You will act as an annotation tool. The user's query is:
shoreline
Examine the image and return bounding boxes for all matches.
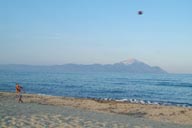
[1,91,192,127]
[12,91,192,108]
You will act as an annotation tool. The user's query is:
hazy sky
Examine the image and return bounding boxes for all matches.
[0,0,192,73]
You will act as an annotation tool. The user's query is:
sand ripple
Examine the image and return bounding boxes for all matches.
[0,114,156,128]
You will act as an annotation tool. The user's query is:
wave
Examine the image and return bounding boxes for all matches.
[37,93,52,96]
[155,82,192,88]
[94,98,192,108]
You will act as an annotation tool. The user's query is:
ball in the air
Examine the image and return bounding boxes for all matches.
[138,11,143,15]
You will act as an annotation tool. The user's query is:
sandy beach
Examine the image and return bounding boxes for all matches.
[0,92,192,128]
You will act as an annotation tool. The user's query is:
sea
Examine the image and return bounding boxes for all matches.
[0,69,192,107]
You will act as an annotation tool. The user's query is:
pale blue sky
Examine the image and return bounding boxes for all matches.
[0,0,192,73]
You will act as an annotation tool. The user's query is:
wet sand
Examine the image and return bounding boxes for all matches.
[0,92,192,128]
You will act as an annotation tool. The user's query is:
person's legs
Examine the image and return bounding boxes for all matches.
[18,93,23,103]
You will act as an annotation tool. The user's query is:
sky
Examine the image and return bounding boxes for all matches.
[0,0,192,73]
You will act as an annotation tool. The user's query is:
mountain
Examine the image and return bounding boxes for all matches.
[0,59,167,74]
[113,59,167,73]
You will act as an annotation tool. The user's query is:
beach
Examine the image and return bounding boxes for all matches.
[0,92,192,128]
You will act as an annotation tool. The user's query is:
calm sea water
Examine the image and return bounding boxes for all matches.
[0,69,192,107]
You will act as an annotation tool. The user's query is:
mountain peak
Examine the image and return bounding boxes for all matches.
[119,58,141,65]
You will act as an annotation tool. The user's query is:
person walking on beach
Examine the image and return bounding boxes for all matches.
[16,83,24,103]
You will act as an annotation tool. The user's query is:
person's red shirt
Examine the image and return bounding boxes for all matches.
[16,85,22,93]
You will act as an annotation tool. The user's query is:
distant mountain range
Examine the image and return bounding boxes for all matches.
[0,59,167,74]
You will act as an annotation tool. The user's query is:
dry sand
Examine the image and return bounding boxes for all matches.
[0,92,192,128]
